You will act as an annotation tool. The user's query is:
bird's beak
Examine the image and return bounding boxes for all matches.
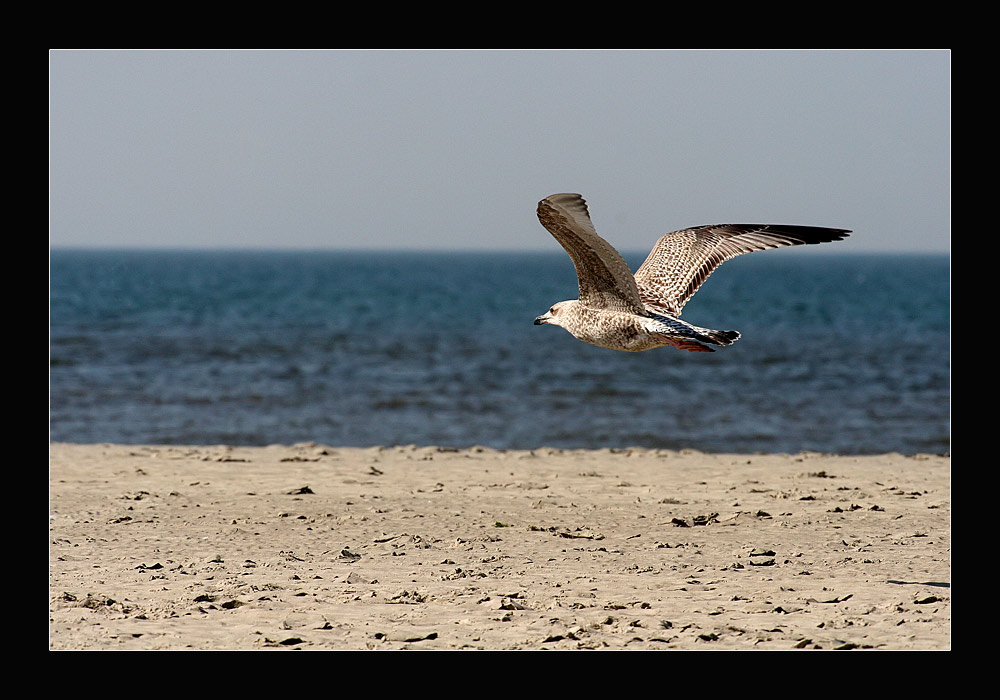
[534,314,548,325]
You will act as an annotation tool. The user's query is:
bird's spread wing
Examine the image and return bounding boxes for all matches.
[633,224,851,316]
[537,193,644,312]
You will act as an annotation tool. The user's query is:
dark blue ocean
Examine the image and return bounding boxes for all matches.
[49,250,949,455]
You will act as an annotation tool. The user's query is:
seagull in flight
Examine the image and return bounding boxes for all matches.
[533,193,850,352]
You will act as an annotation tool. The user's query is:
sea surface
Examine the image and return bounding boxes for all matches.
[49,249,950,454]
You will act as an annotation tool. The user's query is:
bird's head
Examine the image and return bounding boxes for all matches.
[534,300,575,328]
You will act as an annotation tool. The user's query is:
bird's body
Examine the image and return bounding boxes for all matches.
[537,301,736,353]
[533,193,850,352]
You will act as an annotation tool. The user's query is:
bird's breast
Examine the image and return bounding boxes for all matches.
[563,307,664,352]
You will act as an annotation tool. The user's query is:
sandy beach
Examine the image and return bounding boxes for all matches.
[49,443,949,650]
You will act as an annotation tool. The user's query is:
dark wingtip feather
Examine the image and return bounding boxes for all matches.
[765,225,851,244]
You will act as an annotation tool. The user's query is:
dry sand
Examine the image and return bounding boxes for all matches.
[49,443,950,650]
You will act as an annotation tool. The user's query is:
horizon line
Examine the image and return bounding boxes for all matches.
[49,244,950,256]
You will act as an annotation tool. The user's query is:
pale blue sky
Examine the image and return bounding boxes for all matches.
[49,49,950,253]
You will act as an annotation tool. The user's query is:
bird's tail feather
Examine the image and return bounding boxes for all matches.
[647,313,741,350]
[696,328,741,346]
